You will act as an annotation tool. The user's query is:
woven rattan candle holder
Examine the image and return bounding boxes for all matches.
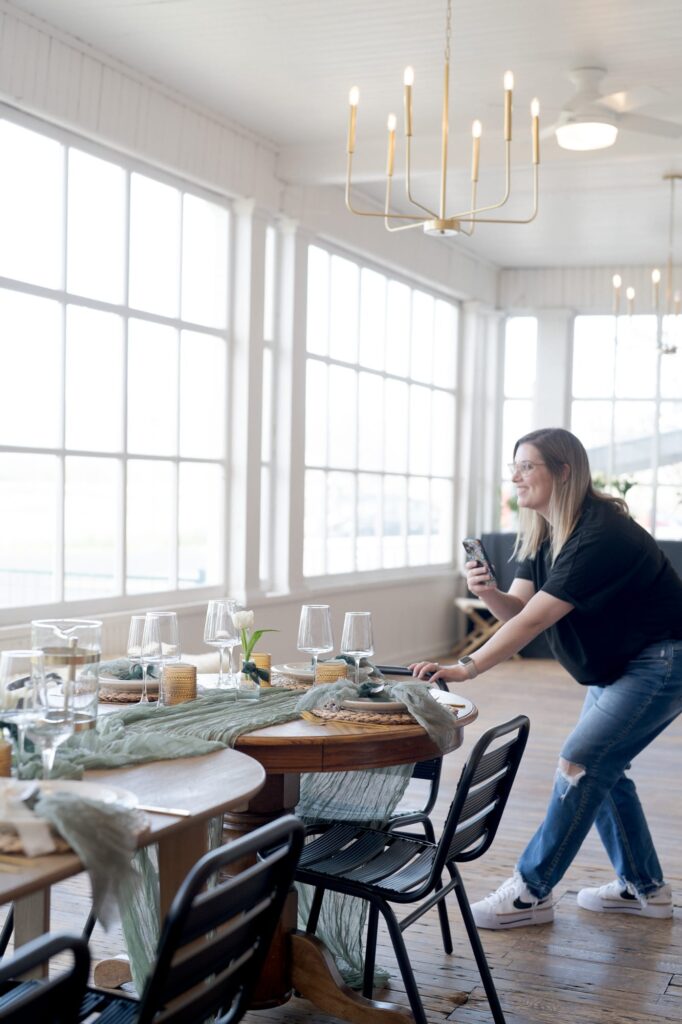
[161,663,197,705]
[315,660,348,684]
[252,652,272,686]
[0,740,11,777]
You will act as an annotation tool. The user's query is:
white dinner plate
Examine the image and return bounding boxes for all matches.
[99,672,159,694]
[341,698,406,713]
[428,689,476,718]
[0,778,138,825]
[273,662,371,682]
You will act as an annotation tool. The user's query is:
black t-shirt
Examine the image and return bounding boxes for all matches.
[515,497,682,685]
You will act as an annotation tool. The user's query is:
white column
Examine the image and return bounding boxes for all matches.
[228,199,268,602]
[532,309,575,429]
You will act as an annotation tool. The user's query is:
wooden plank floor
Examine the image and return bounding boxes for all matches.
[5,658,681,1023]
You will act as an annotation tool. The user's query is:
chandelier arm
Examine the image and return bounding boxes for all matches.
[345,155,427,221]
[404,136,439,218]
[449,142,512,220]
[383,174,430,230]
[458,183,479,236]
[458,167,538,224]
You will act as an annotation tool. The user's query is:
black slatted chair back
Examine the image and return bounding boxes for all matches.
[0,933,89,1023]
[434,715,529,876]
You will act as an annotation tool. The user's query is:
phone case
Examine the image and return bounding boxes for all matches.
[462,537,497,585]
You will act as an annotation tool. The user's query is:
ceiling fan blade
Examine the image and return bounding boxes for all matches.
[597,84,666,114]
[619,112,682,138]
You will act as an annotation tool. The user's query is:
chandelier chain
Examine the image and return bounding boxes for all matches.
[444,0,452,65]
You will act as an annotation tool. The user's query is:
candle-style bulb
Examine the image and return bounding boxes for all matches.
[349,86,360,107]
[652,268,661,284]
[387,113,397,132]
[626,287,635,300]
[530,98,540,118]
[504,70,514,91]
[612,274,622,289]
[403,66,414,87]
[472,119,482,139]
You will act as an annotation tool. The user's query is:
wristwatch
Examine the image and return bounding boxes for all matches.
[458,655,479,679]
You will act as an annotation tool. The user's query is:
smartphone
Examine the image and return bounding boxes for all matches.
[462,537,497,587]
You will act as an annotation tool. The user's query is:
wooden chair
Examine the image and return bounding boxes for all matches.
[296,716,530,1024]
[83,815,304,1024]
[0,933,90,1022]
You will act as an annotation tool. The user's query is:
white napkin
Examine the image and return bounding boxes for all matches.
[0,782,57,856]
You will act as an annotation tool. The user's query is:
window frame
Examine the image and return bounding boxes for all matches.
[301,238,460,586]
[0,104,232,626]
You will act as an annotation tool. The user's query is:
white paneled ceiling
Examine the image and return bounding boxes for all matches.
[8,0,682,268]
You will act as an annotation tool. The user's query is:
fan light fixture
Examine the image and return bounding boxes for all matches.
[613,173,681,354]
[555,119,618,151]
[345,0,540,237]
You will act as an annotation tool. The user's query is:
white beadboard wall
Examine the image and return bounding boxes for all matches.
[500,264,682,313]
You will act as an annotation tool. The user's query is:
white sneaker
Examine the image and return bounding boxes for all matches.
[577,879,673,918]
[470,873,555,930]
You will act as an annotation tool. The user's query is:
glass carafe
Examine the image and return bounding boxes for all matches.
[31,619,102,746]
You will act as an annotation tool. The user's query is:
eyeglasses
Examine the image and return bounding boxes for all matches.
[508,461,546,477]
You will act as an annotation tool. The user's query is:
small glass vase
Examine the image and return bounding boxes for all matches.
[237,670,261,700]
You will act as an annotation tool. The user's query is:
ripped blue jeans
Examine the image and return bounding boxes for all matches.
[518,640,682,900]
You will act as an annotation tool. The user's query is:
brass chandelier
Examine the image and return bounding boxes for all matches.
[612,173,681,354]
[345,0,540,237]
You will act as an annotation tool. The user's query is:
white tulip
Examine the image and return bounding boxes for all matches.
[232,609,255,630]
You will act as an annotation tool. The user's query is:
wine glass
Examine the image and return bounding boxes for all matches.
[126,615,146,680]
[141,612,180,704]
[0,650,45,777]
[24,667,75,779]
[204,600,240,689]
[340,612,374,687]
[297,605,334,682]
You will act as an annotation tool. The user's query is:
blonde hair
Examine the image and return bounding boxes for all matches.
[512,428,628,563]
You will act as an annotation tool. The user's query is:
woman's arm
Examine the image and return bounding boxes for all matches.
[411,589,573,684]
[466,561,535,622]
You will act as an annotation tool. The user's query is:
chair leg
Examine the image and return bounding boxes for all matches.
[450,867,507,1024]
[82,909,97,941]
[306,886,325,935]
[379,902,428,1024]
[0,905,13,958]
[434,877,453,954]
[422,817,436,845]
[363,904,379,999]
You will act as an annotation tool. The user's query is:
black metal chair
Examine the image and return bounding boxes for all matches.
[0,932,90,1022]
[82,814,303,1024]
[296,715,530,1024]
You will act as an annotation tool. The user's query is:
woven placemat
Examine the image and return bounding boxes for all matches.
[100,688,158,704]
[303,703,461,726]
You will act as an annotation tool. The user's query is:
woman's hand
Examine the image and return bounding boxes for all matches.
[408,661,469,685]
[465,559,497,596]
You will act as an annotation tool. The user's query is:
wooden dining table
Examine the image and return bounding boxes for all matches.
[0,747,266,955]
[228,692,478,1024]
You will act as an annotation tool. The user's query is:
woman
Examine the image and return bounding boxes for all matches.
[411,427,682,929]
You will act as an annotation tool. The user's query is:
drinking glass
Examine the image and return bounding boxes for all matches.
[141,612,180,704]
[204,600,240,689]
[340,611,374,686]
[24,668,75,779]
[0,650,45,776]
[126,615,146,679]
[297,604,334,681]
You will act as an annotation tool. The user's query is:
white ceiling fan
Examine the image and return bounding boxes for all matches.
[544,68,682,151]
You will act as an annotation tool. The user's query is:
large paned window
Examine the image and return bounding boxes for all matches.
[0,116,230,612]
[571,315,682,537]
[303,245,457,577]
[499,317,537,527]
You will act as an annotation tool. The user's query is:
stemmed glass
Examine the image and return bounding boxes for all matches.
[24,665,75,779]
[0,650,45,777]
[204,600,240,689]
[140,612,180,704]
[297,605,334,681]
[340,612,374,687]
[126,615,146,680]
